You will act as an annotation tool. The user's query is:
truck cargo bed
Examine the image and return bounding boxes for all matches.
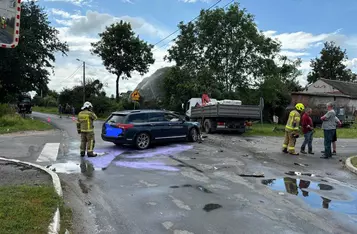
[191,104,261,119]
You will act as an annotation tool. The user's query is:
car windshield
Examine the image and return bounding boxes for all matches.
[107,114,126,124]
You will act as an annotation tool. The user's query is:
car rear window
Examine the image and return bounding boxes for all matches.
[107,114,126,124]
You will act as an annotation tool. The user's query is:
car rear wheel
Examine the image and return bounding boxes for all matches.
[135,132,151,150]
[188,128,199,142]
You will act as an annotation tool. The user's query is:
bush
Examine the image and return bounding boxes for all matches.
[0,104,15,117]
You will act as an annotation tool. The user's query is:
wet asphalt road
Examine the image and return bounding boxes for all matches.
[4,112,357,233]
[0,29,13,44]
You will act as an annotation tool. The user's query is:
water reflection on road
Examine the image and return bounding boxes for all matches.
[262,177,357,217]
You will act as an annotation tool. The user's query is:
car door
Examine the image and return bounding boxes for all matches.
[147,112,172,140]
[164,112,187,138]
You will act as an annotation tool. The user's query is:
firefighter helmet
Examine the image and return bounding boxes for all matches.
[295,103,305,111]
[81,101,93,110]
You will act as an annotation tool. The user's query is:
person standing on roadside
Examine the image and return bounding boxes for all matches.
[320,102,336,159]
[300,107,314,155]
[76,101,98,157]
[282,103,305,155]
[58,104,63,118]
[322,116,341,155]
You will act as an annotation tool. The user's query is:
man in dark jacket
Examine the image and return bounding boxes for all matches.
[300,107,314,154]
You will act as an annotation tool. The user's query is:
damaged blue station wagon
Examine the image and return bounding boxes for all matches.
[101,110,200,149]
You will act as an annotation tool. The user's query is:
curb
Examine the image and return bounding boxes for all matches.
[345,156,357,175]
[0,157,63,234]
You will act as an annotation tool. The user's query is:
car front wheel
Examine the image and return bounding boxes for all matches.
[188,127,199,142]
[135,132,151,150]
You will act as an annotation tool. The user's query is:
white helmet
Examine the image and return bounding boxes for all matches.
[81,101,93,110]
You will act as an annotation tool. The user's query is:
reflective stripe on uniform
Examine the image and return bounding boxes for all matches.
[283,144,287,148]
[285,125,299,131]
[88,139,94,151]
[288,146,295,150]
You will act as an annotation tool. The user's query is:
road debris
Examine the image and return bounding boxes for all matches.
[239,172,264,178]
[294,162,308,167]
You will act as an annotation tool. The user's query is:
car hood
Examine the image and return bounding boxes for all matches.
[185,121,200,126]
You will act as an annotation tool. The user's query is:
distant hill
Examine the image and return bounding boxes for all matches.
[131,67,171,103]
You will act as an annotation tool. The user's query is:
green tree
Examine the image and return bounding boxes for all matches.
[91,21,155,100]
[164,3,281,107]
[307,41,356,84]
[0,1,68,102]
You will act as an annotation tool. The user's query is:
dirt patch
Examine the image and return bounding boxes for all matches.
[0,160,51,186]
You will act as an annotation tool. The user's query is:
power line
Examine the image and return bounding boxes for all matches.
[152,0,235,52]
[152,0,224,48]
[65,65,82,80]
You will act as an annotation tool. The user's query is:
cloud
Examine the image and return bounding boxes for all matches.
[264,30,340,51]
[280,50,309,58]
[51,9,168,39]
[44,0,91,7]
[47,9,174,96]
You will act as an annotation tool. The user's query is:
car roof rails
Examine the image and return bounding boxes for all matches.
[130,110,141,113]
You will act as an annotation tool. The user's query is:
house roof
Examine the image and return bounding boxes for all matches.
[320,78,357,98]
[291,92,350,98]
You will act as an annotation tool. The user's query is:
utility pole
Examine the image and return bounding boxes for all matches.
[77,59,86,103]
[82,61,85,103]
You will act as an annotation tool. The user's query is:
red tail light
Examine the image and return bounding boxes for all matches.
[217,122,225,126]
[116,124,134,130]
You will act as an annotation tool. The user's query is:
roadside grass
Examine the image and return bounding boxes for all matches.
[59,201,73,234]
[0,114,52,134]
[0,185,59,234]
[32,106,58,114]
[351,157,357,168]
[33,106,109,120]
[245,123,357,139]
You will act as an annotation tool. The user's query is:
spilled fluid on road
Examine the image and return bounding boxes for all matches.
[49,143,193,173]
[262,177,357,216]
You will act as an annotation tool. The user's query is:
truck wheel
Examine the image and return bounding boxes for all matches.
[204,119,212,133]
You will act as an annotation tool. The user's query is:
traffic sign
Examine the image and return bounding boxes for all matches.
[131,90,140,101]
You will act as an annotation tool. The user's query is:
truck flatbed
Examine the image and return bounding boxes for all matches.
[191,104,261,119]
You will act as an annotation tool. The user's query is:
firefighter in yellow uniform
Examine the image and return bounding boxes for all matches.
[282,103,305,155]
[76,101,98,157]
[1,17,6,29]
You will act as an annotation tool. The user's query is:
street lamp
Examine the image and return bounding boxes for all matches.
[76,59,86,103]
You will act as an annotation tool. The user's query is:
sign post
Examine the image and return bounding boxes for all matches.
[259,97,264,125]
[131,90,140,109]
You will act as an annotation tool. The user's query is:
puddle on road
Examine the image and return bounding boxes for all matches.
[262,177,357,216]
[48,160,96,176]
[50,144,194,173]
